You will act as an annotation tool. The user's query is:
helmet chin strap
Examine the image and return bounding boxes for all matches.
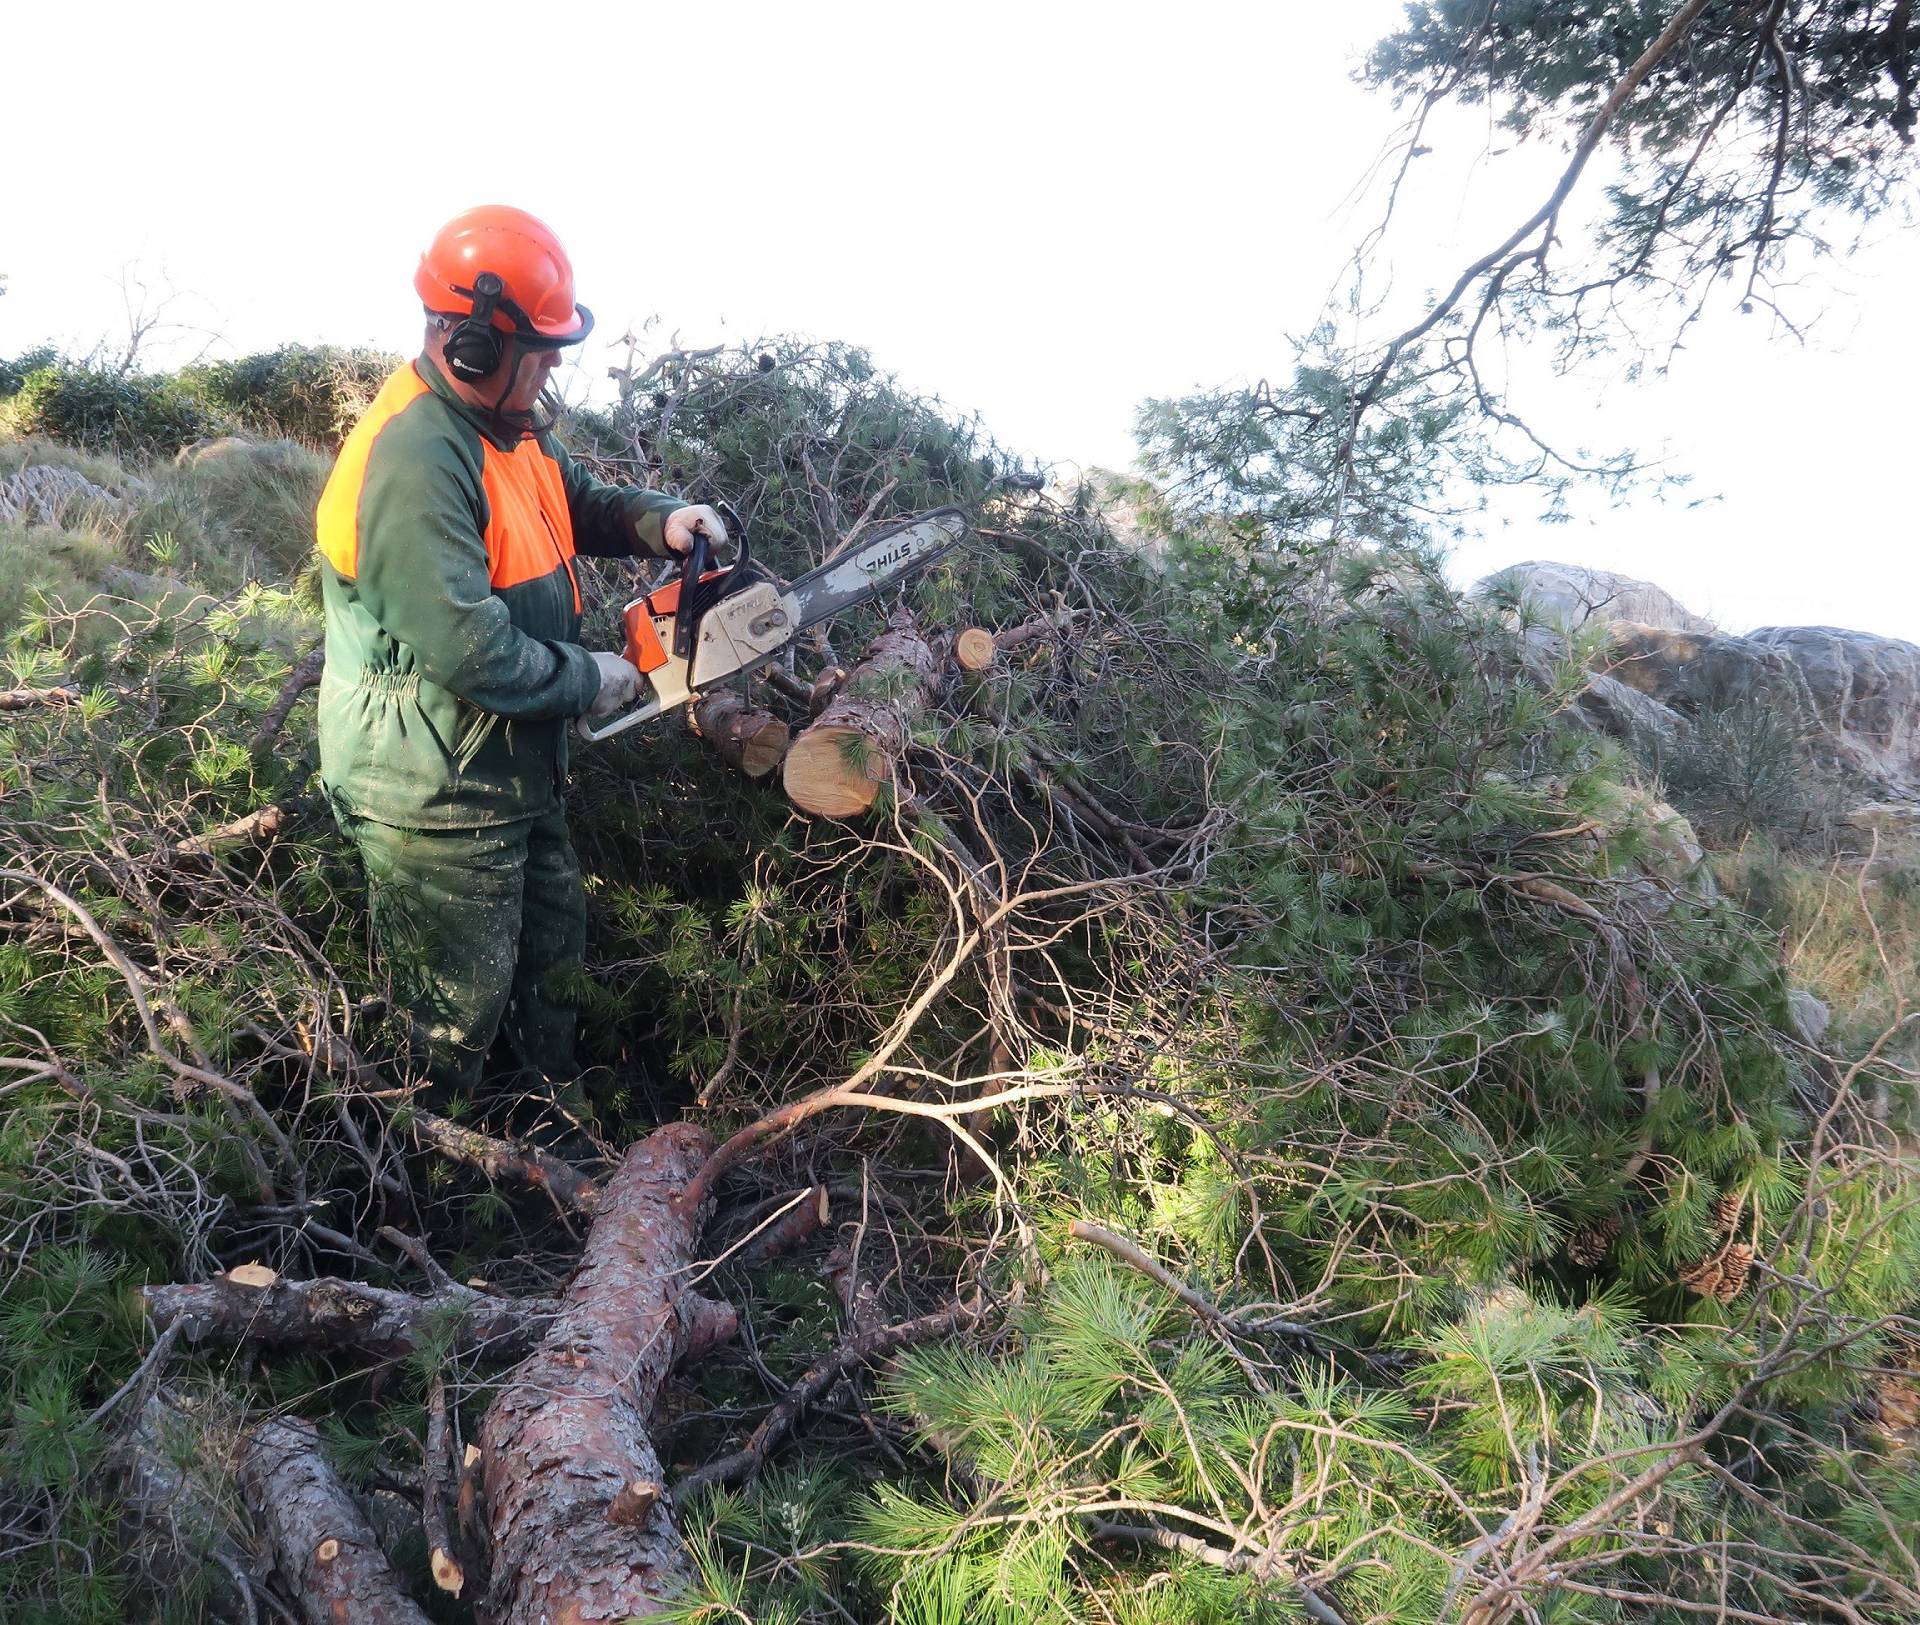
[483,341,563,437]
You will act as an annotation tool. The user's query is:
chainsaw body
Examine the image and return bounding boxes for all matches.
[577,569,795,743]
[576,507,967,744]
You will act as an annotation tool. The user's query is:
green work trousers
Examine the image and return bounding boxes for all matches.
[342,806,586,1094]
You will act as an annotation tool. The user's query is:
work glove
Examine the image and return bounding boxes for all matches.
[663,504,728,558]
[586,650,642,719]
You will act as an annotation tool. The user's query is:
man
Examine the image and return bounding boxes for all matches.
[315,204,723,1119]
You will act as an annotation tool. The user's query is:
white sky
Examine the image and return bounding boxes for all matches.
[6,0,1916,641]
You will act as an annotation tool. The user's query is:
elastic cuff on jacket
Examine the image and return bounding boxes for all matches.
[551,640,605,716]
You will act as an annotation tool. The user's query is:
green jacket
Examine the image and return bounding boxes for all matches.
[315,358,684,828]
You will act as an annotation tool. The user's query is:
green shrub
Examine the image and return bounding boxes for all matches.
[0,362,227,457]
[138,438,328,581]
[182,345,397,448]
[0,345,59,399]
[1659,689,1834,844]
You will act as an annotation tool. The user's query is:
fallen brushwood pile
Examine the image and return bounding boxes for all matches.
[6,341,1920,1625]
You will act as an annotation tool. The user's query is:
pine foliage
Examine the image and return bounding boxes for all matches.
[0,337,1913,1623]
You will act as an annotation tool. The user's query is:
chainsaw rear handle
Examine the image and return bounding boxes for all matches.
[671,516,751,659]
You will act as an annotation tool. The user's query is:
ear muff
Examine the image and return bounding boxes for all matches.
[443,271,509,382]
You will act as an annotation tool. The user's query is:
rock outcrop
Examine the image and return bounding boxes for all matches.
[0,464,122,527]
[1479,561,1716,637]
[1479,563,1920,803]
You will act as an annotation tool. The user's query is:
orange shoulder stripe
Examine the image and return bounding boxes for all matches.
[314,363,433,579]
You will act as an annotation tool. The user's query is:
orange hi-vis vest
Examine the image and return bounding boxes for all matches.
[312,358,684,828]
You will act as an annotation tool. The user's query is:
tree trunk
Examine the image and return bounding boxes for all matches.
[690,689,791,778]
[476,1121,734,1624]
[782,612,942,818]
[145,1271,554,1363]
[239,1415,432,1625]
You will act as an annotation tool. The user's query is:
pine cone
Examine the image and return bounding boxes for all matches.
[1709,1191,1742,1235]
[1678,1253,1725,1300]
[1566,1216,1622,1266]
[1679,1242,1754,1303]
[1715,1242,1753,1302]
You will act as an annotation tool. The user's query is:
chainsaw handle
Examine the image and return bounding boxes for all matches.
[670,518,752,661]
[672,526,712,660]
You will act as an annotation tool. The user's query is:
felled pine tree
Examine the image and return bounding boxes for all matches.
[1,339,1915,1624]
[656,461,1917,1619]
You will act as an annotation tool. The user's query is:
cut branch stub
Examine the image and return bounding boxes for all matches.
[238,1415,431,1625]
[690,688,791,779]
[783,612,941,818]
[477,1121,732,1624]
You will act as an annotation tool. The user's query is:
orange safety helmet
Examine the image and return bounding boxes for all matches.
[414,205,593,347]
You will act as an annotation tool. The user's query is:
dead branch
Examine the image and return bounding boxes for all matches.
[718,1183,833,1267]
[167,802,295,862]
[0,684,85,711]
[423,1373,465,1597]
[238,1415,432,1625]
[993,597,1083,655]
[144,1269,555,1363]
[409,1107,602,1214]
[248,642,325,753]
[680,1293,982,1496]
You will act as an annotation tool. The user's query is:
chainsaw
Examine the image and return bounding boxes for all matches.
[577,506,969,743]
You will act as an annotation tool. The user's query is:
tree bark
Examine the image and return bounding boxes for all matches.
[476,1121,734,1625]
[782,612,942,818]
[690,688,791,778]
[145,1272,555,1363]
[239,1415,432,1625]
[411,1107,603,1214]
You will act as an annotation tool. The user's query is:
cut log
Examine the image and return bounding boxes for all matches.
[238,1415,432,1625]
[953,627,997,673]
[144,1273,555,1363]
[690,688,791,778]
[782,613,942,818]
[477,1121,735,1624]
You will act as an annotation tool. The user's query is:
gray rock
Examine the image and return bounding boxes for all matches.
[1749,627,1920,798]
[1488,563,1920,804]
[1476,561,1715,635]
[0,464,122,527]
[1787,988,1832,1050]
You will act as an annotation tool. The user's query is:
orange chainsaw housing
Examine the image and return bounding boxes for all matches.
[620,569,731,675]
